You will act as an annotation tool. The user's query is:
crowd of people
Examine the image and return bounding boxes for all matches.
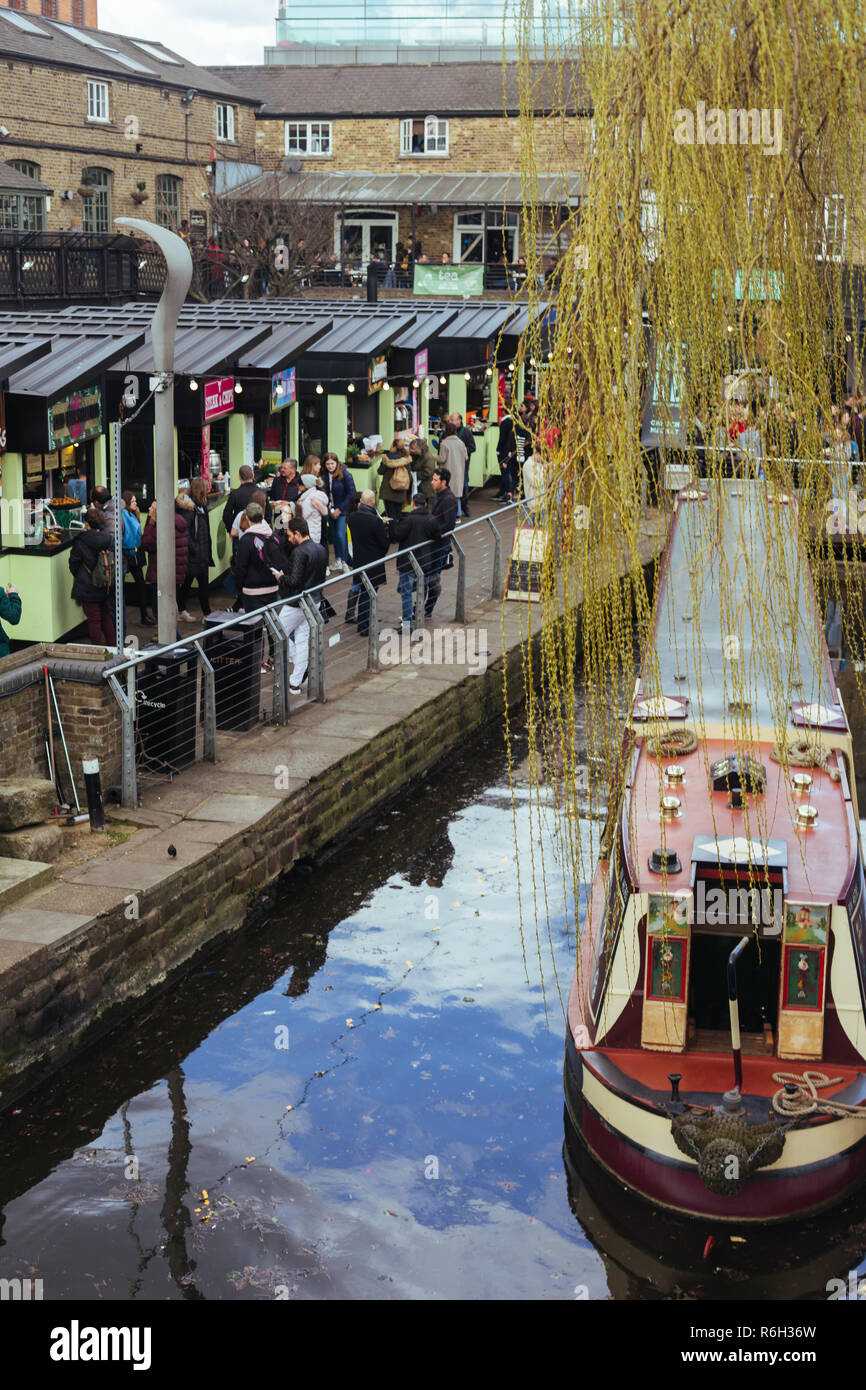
[61,429,477,690]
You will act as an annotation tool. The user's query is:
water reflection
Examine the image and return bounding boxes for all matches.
[0,711,863,1299]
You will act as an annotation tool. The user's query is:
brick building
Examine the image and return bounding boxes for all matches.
[0,10,259,237]
[0,0,96,24]
[208,62,589,273]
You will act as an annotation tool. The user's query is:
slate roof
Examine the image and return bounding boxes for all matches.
[0,11,259,102]
[0,161,52,194]
[207,60,588,118]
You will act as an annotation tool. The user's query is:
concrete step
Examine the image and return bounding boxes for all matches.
[0,857,55,909]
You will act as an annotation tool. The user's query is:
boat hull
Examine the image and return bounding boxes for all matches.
[564,1036,866,1222]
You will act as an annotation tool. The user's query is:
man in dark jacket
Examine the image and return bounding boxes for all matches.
[348,489,389,635]
[389,494,442,630]
[277,518,329,693]
[0,582,21,658]
[69,506,116,645]
[426,469,458,618]
[495,406,531,501]
[269,459,302,506]
[222,465,259,534]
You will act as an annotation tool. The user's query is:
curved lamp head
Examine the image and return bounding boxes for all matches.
[115,217,192,372]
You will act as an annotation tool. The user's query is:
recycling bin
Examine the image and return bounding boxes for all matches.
[203,611,264,731]
[135,644,198,773]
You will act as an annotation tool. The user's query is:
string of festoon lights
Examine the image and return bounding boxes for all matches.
[182,352,563,396]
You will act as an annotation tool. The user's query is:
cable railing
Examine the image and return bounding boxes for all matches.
[104,502,518,808]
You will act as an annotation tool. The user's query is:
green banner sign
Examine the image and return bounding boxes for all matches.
[413,263,484,296]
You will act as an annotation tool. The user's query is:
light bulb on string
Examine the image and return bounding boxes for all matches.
[348,382,355,393]
[234,382,243,394]
[315,383,324,394]
[413,379,420,388]
[439,376,446,385]
[189,379,198,391]
[464,372,470,381]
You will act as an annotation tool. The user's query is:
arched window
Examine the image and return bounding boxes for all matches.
[155,174,181,231]
[81,166,110,234]
[8,159,41,182]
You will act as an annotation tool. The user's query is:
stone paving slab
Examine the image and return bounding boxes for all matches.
[59,861,178,890]
[0,908,92,945]
[186,793,283,823]
[219,740,360,782]
[0,938,41,970]
[116,825,238,865]
[0,857,55,911]
[27,883,130,916]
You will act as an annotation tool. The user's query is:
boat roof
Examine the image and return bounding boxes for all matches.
[634,481,840,734]
[626,481,854,900]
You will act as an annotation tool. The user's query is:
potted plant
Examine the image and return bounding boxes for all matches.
[131,181,148,204]
[78,174,96,198]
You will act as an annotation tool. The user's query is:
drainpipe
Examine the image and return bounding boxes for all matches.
[726,934,750,1099]
[114,218,192,648]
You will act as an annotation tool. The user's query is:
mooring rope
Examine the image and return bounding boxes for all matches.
[769,740,842,783]
[771,1070,866,1119]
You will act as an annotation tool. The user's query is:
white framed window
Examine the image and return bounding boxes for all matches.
[86,79,109,123]
[216,104,236,142]
[400,116,449,156]
[453,209,518,268]
[285,121,332,156]
[817,194,846,262]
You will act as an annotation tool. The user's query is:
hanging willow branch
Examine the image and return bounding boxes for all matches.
[508,0,866,1013]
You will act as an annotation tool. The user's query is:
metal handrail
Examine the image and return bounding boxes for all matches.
[106,501,519,675]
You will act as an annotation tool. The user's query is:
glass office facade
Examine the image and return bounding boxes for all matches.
[274,0,567,50]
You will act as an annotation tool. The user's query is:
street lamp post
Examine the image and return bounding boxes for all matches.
[114,219,192,647]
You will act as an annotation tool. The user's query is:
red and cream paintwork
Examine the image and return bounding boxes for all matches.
[565,482,866,1220]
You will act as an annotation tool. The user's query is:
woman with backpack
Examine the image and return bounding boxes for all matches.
[69,506,116,645]
[377,439,412,521]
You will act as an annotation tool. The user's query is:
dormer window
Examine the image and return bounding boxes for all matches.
[400,116,449,156]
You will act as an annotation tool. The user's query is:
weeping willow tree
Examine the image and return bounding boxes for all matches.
[506,0,866,1007]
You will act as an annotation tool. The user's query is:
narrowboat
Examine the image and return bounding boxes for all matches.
[565,479,866,1220]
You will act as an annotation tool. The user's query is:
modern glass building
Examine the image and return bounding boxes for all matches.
[269,0,569,63]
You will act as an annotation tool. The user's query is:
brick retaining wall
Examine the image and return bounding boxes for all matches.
[0,644,123,791]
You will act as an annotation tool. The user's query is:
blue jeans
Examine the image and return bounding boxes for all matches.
[397,571,417,626]
[331,512,349,564]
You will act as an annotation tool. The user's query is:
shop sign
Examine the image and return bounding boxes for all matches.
[270,367,296,413]
[413,264,484,296]
[47,384,102,451]
[203,376,236,423]
[201,425,211,486]
[414,349,428,381]
[369,354,388,393]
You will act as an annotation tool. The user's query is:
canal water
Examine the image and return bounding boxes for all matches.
[2,715,866,1301]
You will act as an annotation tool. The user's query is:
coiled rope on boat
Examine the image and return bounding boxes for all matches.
[772,1070,866,1118]
[646,726,698,758]
[769,739,841,782]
